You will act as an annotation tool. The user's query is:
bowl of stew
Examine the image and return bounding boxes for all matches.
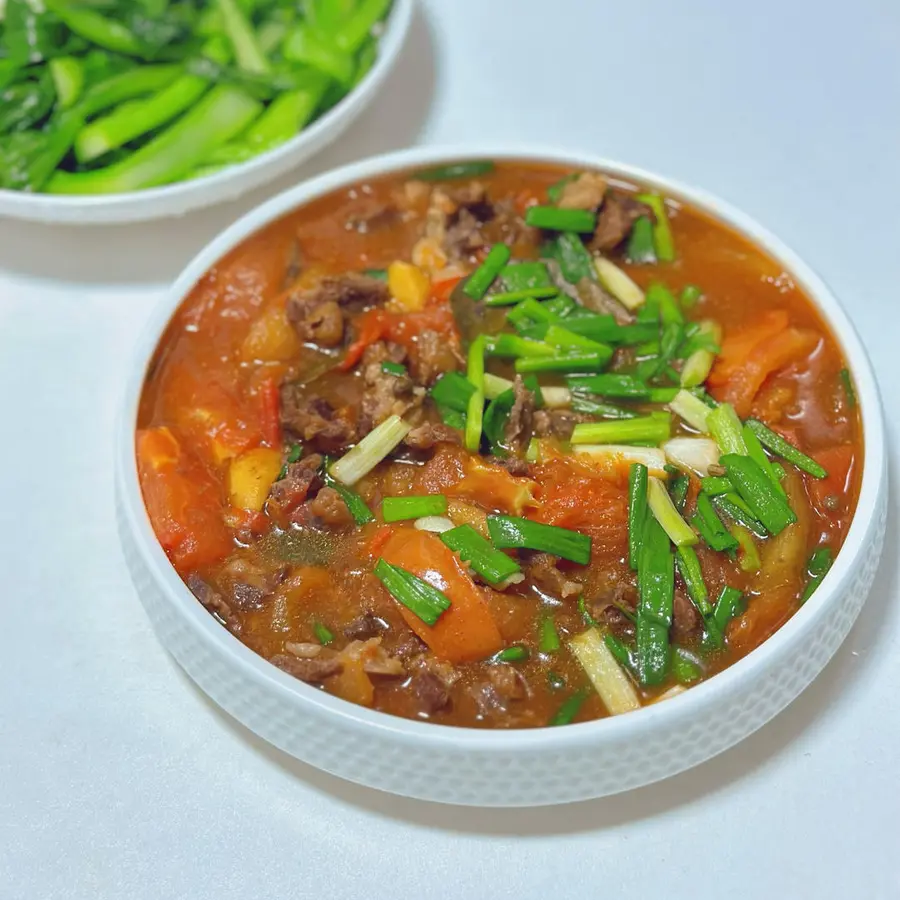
[117,146,886,806]
[0,0,412,224]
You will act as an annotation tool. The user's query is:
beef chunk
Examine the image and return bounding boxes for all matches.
[671,589,702,644]
[527,553,583,599]
[343,613,389,641]
[557,172,608,211]
[591,582,638,638]
[280,388,357,453]
[591,190,655,252]
[186,574,239,632]
[404,421,462,450]
[345,203,400,234]
[533,409,594,441]
[409,329,463,385]
[490,456,531,476]
[423,181,496,263]
[409,670,452,715]
[286,273,389,348]
[306,486,354,530]
[358,342,423,434]
[219,557,287,611]
[504,375,535,455]
[470,664,530,718]
[268,453,323,512]
[271,653,343,683]
[349,638,406,678]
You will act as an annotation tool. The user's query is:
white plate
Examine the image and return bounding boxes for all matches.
[0,0,413,225]
[116,146,887,806]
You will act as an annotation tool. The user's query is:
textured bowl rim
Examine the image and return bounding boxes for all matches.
[0,0,413,220]
[116,144,886,756]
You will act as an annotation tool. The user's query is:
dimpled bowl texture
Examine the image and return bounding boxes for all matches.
[0,0,413,225]
[116,146,887,807]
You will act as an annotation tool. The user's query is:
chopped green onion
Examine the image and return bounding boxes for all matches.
[713,493,767,538]
[414,160,495,182]
[700,475,732,496]
[742,424,787,497]
[548,670,567,690]
[496,645,529,663]
[526,206,596,233]
[578,594,600,627]
[381,360,407,377]
[330,415,411,486]
[540,386,572,409]
[638,514,675,628]
[313,621,335,645]
[414,515,455,534]
[571,395,637,418]
[501,261,553,292]
[649,387,680,403]
[730,524,761,573]
[707,403,749,456]
[662,436,721,476]
[635,193,676,262]
[543,294,578,318]
[648,475,696,547]
[321,462,375,524]
[719,453,797,535]
[594,257,645,310]
[507,298,558,329]
[488,516,591,565]
[694,493,739,552]
[374,558,452,626]
[680,285,703,308]
[548,689,590,726]
[672,648,703,684]
[627,216,656,264]
[772,462,786,480]
[645,283,683,325]
[839,369,857,408]
[441,524,522,586]
[570,412,671,446]
[465,389,485,452]
[483,372,514,400]
[801,547,834,602]
[680,321,721,388]
[669,389,712,434]
[430,371,476,413]
[669,474,690,512]
[628,463,648,571]
[363,268,388,281]
[463,243,511,300]
[515,352,609,374]
[550,232,596,284]
[485,286,559,306]
[675,546,712,616]
[547,173,578,202]
[636,615,670,686]
[745,419,827,478]
[438,405,466,430]
[567,373,652,399]
[382,495,448,523]
[711,586,746,634]
[573,444,668,476]
[604,633,635,671]
[487,334,556,359]
[543,324,614,355]
[569,629,640,714]
[538,613,561,654]
[276,442,304,480]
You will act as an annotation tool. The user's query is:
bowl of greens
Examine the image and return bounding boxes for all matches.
[0,0,413,223]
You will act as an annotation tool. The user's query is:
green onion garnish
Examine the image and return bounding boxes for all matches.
[484,286,559,306]
[636,615,670,686]
[501,261,553,292]
[525,205,597,233]
[330,415,411,486]
[742,423,786,497]
[570,412,671,446]
[603,633,635,671]
[628,462,648,571]
[548,670,566,690]
[488,515,592,565]
[506,297,558,329]
[635,193,676,262]
[543,293,578,318]
[567,373,653,399]
[712,492,767,538]
[440,524,522,586]
[463,243,511,300]
[322,464,375,525]
[672,648,703,684]
[571,395,638,419]
[578,594,600,627]
[680,285,703,308]
[570,628,641,712]
[638,514,675,629]
[543,323,613,355]
[515,352,609,374]
[648,476,697,547]
[276,442,303,480]
[546,172,578,203]
[645,282,683,325]
[711,585,745,634]
[313,621,335,645]
[693,493,739,552]
[382,494,448,523]
[430,371,476,413]
[730,524,761,573]
[700,475,732,496]
[839,369,857,408]
[550,232,596,284]
[465,336,487,451]
[548,689,590,726]
[669,474,689,512]
[438,405,466,430]
[496,645,529,663]
[627,216,656,264]
[363,268,388,281]
[675,546,712,616]
[487,333,556,359]
[414,160,495,182]
[707,403,749,456]
[538,612,561,654]
[801,547,834,602]
[374,558,452,626]
[381,360,407,377]
[719,453,797,535]
[745,419,827,478]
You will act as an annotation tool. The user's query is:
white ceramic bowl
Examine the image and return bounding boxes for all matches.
[0,0,413,225]
[116,146,887,807]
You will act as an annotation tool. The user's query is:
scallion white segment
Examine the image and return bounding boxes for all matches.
[573,444,668,477]
[569,628,640,715]
[330,415,411,486]
[663,437,721,476]
[594,257,645,310]
[668,389,711,433]
[413,516,456,534]
[647,476,697,546]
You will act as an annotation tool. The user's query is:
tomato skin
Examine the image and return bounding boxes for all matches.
[136,428,233,573]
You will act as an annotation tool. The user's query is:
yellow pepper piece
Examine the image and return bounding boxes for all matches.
[241,305,302,362]
[387,261,430,312]
[228,447,283,511]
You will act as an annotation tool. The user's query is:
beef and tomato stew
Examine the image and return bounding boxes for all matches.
[137,159,862,728]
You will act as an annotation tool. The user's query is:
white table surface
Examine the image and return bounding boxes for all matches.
[2,1,898,897]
